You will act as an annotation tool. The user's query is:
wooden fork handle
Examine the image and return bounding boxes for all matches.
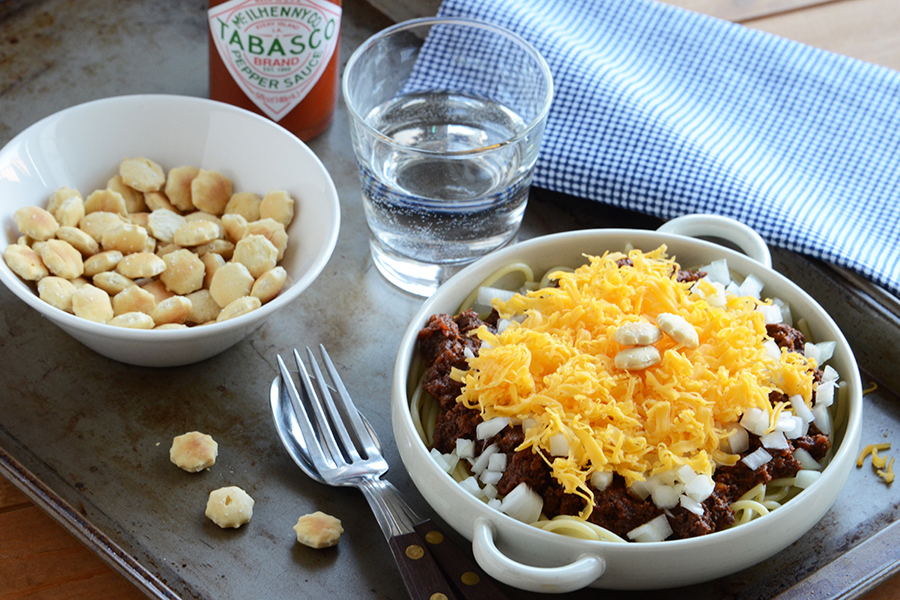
[387,519,508,600]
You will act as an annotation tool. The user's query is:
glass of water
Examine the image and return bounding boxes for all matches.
[343,17,553,296]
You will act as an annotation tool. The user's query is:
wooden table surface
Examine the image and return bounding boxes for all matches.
[2,0,899,598]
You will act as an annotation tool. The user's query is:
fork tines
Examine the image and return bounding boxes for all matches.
[277,345,379,471]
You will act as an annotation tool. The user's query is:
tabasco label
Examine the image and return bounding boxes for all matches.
[208,0,341,122]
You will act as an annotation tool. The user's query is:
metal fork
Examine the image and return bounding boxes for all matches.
[272,345,506,600]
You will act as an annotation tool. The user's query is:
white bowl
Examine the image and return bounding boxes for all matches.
[0,94,340,367]
[391,216,862,592]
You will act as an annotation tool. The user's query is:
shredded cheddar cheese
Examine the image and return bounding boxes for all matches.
[872,447,889,469]
[878,457,895,484]
[453,247,817,519]
[858,443,894,484]
[857,443,891,468]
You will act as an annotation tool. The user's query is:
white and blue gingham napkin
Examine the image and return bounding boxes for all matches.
[432,0,900,297]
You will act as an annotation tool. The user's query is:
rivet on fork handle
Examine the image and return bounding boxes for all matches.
[390,527,457,600]
[389,519,505,600]
[416,519,507,600]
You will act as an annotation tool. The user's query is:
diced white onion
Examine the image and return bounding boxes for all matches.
[772,297,793,326]
[763,340,782,361]
[496,319,513,334]
[590,471,613,491]
[804,342,820,364]
[812,404,832,435]
[761,431,790,450]
[822,365,840,383]
[459,476,484,498]
[629,479,651,500]
[701,259,731,285]
[483,484,498,499]
[469,443,500,476]
[794,470,821,489]
[694,279,727,306]
[627,514,673,543]
[740,407,769,437]
[443,452,460,473]
[649,470,679,487]
[476,286,517,307]
[684,474,715,502]
[793,447,822,471]
[499,483,543,523]
[742,448,773,470]
[726,282,741,297]
[487,498,502,510]
[456,438,475,460]
[676,464,697,484]
[477,417,510,440]
[806,341,835,365]
[463,346,475,360]
[758,303,783,325]
[480,470,503,486]
[815,341,835,364]
[780,415,807,440]
[488,453,507,472]
[522,418,537,433]
[816,381,835,408]
[774,411,797,432]
[707,282,727,308]
[430,448,449,471]
[739,274,764,299]
[722,424,750,454]
[650,483,681,509]
[549,433,570,457]
[679,494,705,516]
[790,395,814,423]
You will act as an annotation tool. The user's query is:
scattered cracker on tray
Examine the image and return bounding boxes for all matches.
[206,486,255,529]
[293,511,344,548]
[170,431,218,473]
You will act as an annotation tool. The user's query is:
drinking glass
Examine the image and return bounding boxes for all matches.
[343,17,553,296]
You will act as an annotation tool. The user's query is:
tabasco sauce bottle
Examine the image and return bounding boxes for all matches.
[207,0,342,141]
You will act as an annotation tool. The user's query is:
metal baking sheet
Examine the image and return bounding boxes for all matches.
[2,1,900,598]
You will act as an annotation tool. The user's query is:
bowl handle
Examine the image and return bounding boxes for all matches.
[656,214,772,268]
[471,518,606,593]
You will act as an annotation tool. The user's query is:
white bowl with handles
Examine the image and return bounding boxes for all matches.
[391,215,862,592]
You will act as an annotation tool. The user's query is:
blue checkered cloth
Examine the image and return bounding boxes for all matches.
[432,0,900,297]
